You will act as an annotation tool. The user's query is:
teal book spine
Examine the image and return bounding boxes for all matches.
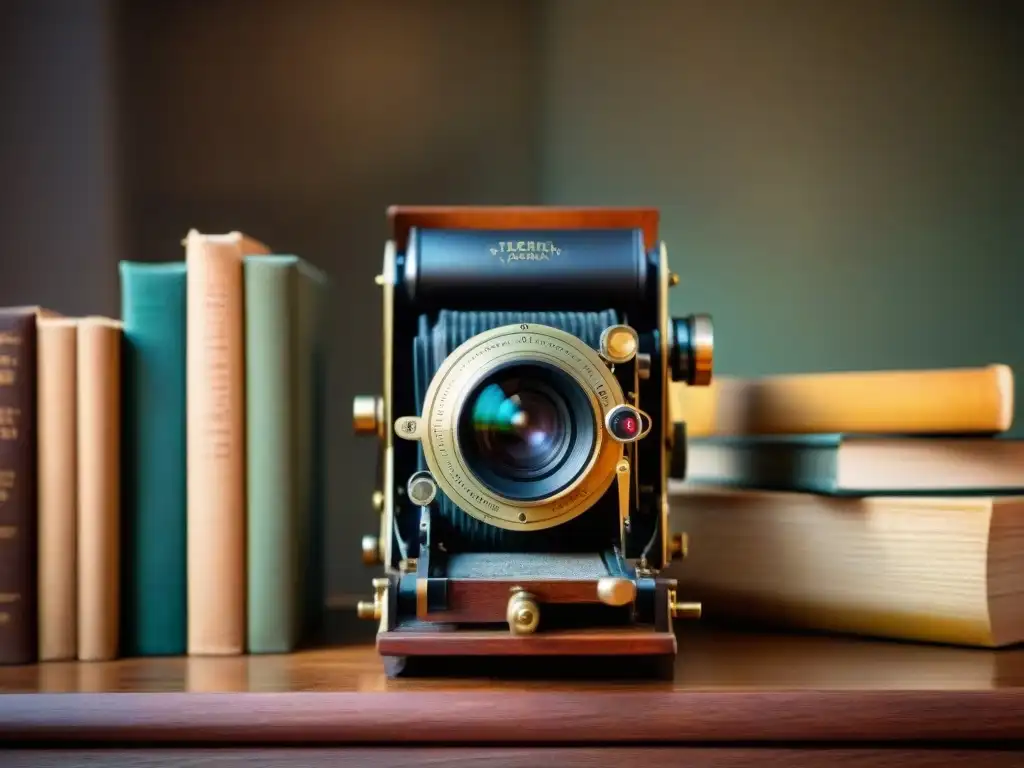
[244,256,300,653]
[119,262,188,656]
[687,434,845,494]
[686,434,1024,496]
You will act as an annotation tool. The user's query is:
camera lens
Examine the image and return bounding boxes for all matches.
[471,385,567,473]
[458,362,597,502]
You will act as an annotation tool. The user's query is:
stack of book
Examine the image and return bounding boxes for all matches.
[0,230,328,665]
[667,364,1023,648]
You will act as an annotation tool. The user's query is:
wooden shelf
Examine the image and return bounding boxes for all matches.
[1,623,1022,752]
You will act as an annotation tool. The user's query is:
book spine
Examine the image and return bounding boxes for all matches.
[683,440,840,494]
[672,364,1014,437]
[119,262,187,656]
[76,319,122,661]
[187,239,247,655]
[244,257,298,653]
[0,309,38,665]
[37,320,78,661]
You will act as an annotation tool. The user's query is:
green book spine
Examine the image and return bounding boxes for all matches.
[245,256,300,653]
[119,263,188,656]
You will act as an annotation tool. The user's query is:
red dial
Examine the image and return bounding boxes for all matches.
[607,406,644,442]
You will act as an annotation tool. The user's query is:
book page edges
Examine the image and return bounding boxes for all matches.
[669,488,1023,646]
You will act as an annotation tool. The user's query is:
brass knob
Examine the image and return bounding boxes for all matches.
[669,532,688,560]
[671,601,702,619]
[596,577,636,607]
[670,315,714,386]
[353,395,384,436]
[407,471,438,507]
[356,601,380,620]
[689,314,713,387]
[371,489,384,513]
[507,589,540,636]
[599,324,639,365]
[668,589,702,620]
[361,534,381,566]
[669,272,680,287]
[356,578,389,621]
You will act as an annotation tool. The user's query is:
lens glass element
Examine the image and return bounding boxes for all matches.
[470,383,568,478]
[458,362,596,502]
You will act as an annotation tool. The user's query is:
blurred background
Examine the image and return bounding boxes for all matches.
[1,0,1021,605]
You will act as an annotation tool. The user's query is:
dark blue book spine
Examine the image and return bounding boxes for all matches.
[119,262,188,656]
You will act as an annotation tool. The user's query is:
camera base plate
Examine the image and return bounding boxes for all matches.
[378,626,676,658]
[378,626,677,680]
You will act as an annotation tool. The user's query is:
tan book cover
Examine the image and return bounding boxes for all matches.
[668,487,1024,648]
[37,317,78,661]
[76,317,122,661]
[671,364,1014,437]
[185,230,270,655]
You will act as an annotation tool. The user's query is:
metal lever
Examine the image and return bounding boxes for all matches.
[615,457,630,548]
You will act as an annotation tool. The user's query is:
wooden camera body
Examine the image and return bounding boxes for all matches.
[353,206,713,677]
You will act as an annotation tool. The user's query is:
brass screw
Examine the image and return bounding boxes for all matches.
[668,589,701,620]
[352,395,383,436]
[356,578,389,621]
[360,534,381,566]
[669,532,689,560]
[507,589,540,635]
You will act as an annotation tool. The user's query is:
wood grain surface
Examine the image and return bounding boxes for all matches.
[3,750,1024,768]
[0,625,1021,746]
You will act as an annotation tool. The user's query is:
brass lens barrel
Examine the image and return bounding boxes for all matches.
[669,314,713,386]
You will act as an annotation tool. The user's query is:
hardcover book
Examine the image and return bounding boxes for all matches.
[244,255,327,653]
[682,434,1024,495]
[120,262,188,656]
[0,307,42,665]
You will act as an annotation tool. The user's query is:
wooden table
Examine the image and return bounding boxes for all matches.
[1,622,1022,766]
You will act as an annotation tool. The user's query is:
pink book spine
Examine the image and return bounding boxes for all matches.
[185,231,268,655]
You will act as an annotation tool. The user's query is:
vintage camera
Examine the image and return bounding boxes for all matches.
[353,206,712,677]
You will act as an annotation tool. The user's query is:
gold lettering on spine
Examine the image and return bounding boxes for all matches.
[0,331,21,511]
[0,341,16,388]
[203,268,233,460]
[0,327,23,619]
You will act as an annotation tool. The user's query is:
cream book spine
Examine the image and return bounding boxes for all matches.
[186,230,270,655]
[76,317,121,661]
[37,317,78,661]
